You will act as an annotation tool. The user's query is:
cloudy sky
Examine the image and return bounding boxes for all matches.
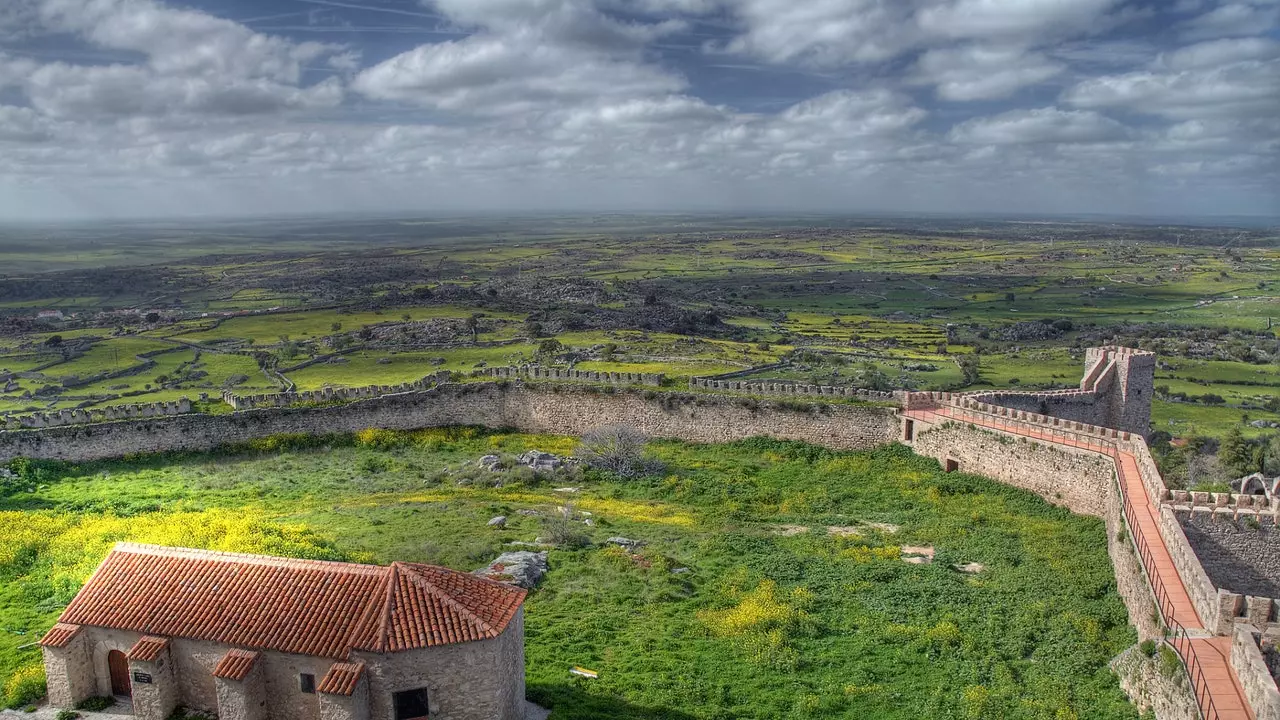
[0,0,1277,221]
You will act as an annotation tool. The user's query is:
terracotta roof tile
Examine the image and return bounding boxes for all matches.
[213,649,260,680]
[58,543,527,660]
[39,623,81,648]
[127,635,170,661]
[317,662,365,696]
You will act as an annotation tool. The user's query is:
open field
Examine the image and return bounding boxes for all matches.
[1,431,1138,718]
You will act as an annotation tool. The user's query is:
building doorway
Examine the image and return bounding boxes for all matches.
[393,688,430,720]
[108,650,132,697]
[903,419,914,441]
[944,458,959,473]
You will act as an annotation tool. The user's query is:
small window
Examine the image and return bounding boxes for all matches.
[300,673,316,694]
[393,688,430,720]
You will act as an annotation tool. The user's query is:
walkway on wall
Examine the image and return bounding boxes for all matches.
[906,406,1254,720]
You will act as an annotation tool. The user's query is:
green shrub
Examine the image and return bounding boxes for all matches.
[2,664,45,709]
[1158,645,1183,679]
[1138,639,1156,657]
[56,711,80,720]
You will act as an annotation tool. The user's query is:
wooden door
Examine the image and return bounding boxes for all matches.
[108,650,131,697]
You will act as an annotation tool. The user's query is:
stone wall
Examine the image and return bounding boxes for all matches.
[223,373,447,410]
[1179,509,1280,598]
[2,398,192,430]
[1155,506,1225,635]
[1233,625,1280,720]
[476,366,664,387]
[1111,645,1199,720]
[910,420,1116,517]
[688,376,900,402]
[0,383,902,463]
[352,609,525,720]
[41,632,94,708]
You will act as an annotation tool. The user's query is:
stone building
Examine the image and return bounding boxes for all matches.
[40,543,528,720]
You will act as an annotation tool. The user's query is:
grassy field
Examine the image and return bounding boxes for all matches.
[1,431,1138,718]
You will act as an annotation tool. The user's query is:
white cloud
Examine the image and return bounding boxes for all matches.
[916,0,1124,40]
[719,0,920,66]
[1157,36,1280,70]
[1063,56,1280,120]
[352,31,683,116]
[949,107,1130,144]
[912,45,1065,100]
[0,105,54,143]
[1181,1,1280,39]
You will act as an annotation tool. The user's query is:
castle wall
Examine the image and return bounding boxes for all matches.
[0,383,901,463]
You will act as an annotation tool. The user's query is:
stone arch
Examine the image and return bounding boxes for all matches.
[92,634,136,697]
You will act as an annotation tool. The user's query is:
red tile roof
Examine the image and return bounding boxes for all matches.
[58,543,527,660]
[317,662,365,696]
[213,649,260,680]
[39,623,81,648]
[127,635,170,661]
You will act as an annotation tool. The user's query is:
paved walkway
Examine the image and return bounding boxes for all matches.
[907,406,1254,720]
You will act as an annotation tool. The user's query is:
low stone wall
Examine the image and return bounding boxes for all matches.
[1232,625,1280,720]
[3,398,192,430]
[688,377,900,403]
[222,373,448,410]
[962,389,1103,426]
[0,383,901,463]
[475,366,664,387]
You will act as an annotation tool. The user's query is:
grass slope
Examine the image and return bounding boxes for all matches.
[2,430,1136,718]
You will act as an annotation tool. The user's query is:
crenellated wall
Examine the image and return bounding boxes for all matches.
[222,373,449,410]
[3,398,192,431]
[474,366,664,387]
[0,383,901,463]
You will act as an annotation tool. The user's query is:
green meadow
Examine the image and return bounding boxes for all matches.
[2,430,1137,719]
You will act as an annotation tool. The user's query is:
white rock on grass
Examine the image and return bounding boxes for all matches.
[474,551,549,589]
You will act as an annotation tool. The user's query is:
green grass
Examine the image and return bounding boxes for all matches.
[1,431,1137,718]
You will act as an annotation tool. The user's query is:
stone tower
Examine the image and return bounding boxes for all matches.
[1082,346,1155,437]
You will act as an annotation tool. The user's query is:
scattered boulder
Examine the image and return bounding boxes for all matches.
[607,537,644,549]
[487,516,507,528]
[954,562,986,574]
[478,454,502,471]
[517,509,542,517]
[671,567,692,575]
[519,450,563,472]
[376,358,392,365]
[475,551,548,589]
[553,487,581,493]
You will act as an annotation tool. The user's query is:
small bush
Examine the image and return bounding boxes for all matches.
[56,711,80,720]
[1158,645,1183,679]
[542,507,590,549]
[76,696,116,711]
[1138,639,1156,657]
[578,425,664,479]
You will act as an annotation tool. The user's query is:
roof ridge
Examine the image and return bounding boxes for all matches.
[373,563,397,653]
[111,542,385,575]
[393,562,498,637]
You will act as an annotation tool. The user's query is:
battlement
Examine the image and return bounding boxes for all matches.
[688,376,900,402]
[222,373,449,410]
[473,366,664,386]
[2,398,192,431]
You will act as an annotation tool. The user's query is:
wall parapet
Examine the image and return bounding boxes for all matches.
[2,398,192,431]
[473,366,664,387]
[690,376,901,403]
[221,373,449,410]
[1231,625,1280,719]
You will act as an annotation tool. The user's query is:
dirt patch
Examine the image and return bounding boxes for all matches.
[774,524,809,536]
[901,545,935,565]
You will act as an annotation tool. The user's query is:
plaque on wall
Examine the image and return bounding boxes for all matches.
[133,671,153,684]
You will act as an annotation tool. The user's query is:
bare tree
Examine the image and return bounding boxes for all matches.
[578,425,663,479]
